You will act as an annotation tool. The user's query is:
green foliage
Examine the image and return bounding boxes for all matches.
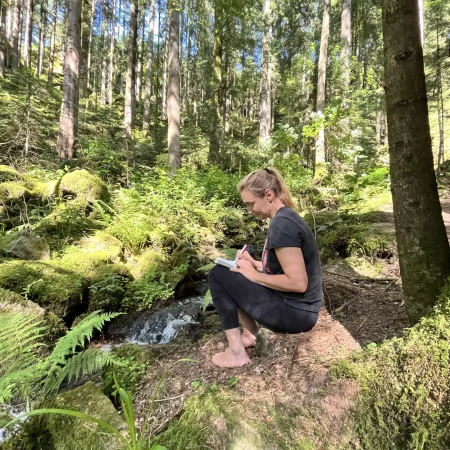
[0,310,120,403]
[335,278,450,449]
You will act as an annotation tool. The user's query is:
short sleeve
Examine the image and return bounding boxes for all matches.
[268,216,305,250]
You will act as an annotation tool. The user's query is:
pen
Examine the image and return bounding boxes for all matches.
[236,244,248,260]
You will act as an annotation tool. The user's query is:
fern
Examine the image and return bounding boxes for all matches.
[0,310,121,403]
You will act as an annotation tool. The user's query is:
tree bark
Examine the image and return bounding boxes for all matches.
[340,0,351,95]
[142,0,154,130]
[79,0,94,99]
[167,0,180,169]
[56,0,82,159]
[208,0,222,164]
[258,0,271,143]
[36,0,46,76]
[107,0,115,106]
[135,7,144,103]
[10,0,20,68]
[315,0,331,168]
[100,23,107,107]
[160,15,168,120]
[47,0,57,84]
[23,0,33,68]
[382,0,450,322]
[0,0,6,77]
[124,0,137,138]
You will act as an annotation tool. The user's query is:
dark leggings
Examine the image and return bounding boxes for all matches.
[208,265,318,334]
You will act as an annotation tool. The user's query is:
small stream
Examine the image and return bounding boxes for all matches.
[108,295,206,345]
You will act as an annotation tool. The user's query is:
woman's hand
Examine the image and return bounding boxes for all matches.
[230,258,258,282]
[238,251,262,271]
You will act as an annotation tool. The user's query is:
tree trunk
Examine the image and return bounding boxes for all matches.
[10,0,20,68]
[208,0,222,164]
[142,0,154,130]
[79,0,94,99]
[0,0,6,77]
[124,0,137,138]
[135,8,144,103]
[107,0,115,106]
[47,0,57,84]
[258,0,271,143]
[36,0,46,76]
[56,0,82,159]
[160,16,168,120]
[315,0,331,169]
[153,0,161,148]
[167,0,180,169]
[340,0,351,95]
[382,0,450,323]
[23,0,32,68]
[100,24,107,107]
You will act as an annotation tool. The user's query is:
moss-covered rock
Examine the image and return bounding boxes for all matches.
[59,169,111,202]
[0,231,50,260]
[2,382,127,450]
[127,248,168,280]
[102,344,155,398]
[0,287,67,343]
[0,181,31,203]
[0,260,85,317]
[35,199,95,241]
[0,165,21,182]
[88,264,131,312]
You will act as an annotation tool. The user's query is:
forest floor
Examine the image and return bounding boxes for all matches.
[130,192,450,449]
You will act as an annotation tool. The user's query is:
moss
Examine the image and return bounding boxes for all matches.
[127,248,169,280]
[0,259,85,317]
[337,277,450,449]
[59,169,111,203]
[102,344,155,397]
[0,231,50,260]
[0,181,31,203]
[88,264,131,312]
[2,382,126,450]
[317,223,395,262]
[153,385,236,450]
[0,165,21,182]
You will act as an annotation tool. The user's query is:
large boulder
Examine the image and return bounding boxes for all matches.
[0,231,50,260]
[2,382,127,450]
[0,260,86,317]
[59,170,111,203]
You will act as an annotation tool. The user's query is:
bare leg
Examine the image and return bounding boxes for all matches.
[212,328,250,368]
[238,309,258,348]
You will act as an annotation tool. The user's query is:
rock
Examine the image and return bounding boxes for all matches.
[2,382,127,450]
[254,327,274,357]
[0,182,31,203]
[0,231,50,260]
[59,169,111,203]
[0,260,86,318]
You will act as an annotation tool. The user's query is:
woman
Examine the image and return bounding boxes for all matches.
[208,167,322,368]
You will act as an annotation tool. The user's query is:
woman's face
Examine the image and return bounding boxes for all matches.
[241,189,271,220]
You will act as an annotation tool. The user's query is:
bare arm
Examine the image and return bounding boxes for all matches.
[233,247,308,293]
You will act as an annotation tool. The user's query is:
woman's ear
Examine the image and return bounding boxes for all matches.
[265,189,274,201]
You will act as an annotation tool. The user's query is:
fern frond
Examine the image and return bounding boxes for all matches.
[46,349,117,394]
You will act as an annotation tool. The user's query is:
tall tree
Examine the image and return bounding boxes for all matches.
[381,0,450,322]
[340,0,351,97]
[56,0,82,159]
[124,0,137,138]
[258,0,272,143]
[167,0,180,168]
[23,0,32,68]
[315,0,331,169]
[107,0,115,106]
[79,0,94,99]
[0,0,6,77]
[36,0,47,76]
[142,0,154,130]
[47,0,58,84]
[208,0,223,164]
[10,0,20,68]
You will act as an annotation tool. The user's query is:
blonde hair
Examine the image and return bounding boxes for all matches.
[238,167,297,210]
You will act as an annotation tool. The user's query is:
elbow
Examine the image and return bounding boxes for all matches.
[295,280,308,293]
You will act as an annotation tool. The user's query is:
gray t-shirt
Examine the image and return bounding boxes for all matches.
[262,206,323,313]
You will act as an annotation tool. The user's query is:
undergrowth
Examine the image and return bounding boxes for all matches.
[333,277,450,450]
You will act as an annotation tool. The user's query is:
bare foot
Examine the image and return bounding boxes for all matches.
[241,329,257,348]
[212,347,250,368]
